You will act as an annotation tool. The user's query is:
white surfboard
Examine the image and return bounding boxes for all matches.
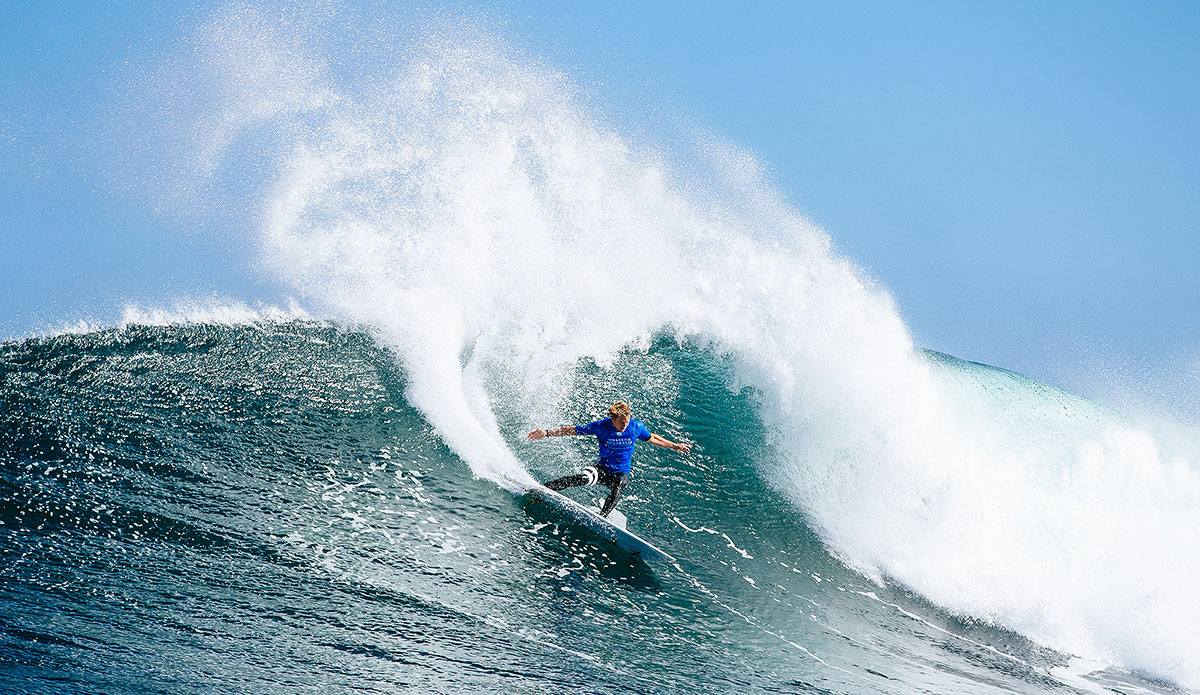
[524,485,675,563]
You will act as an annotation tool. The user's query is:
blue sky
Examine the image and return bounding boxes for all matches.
[3,1,1199,414]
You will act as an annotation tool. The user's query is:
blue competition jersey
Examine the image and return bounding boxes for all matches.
[576,418,651,474]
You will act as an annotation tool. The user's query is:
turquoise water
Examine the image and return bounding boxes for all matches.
[0,322,1178,694]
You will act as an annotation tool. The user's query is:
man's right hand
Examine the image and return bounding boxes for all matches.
[527,429,546,441]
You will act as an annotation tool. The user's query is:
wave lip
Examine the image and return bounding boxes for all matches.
[117,299,311,328]
[18,299,312,342]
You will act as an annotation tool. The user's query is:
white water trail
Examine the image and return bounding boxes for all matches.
[132,7,1200,689]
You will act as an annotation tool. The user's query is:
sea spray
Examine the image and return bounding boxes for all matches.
[121,5,1200,687]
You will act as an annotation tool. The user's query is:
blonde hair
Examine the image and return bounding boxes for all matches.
[608,401,632,419]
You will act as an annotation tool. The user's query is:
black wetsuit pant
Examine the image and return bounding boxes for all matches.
[544,466,629,517]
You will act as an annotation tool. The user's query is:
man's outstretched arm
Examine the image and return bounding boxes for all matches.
[528,426,577,441]
[646,433,691,454]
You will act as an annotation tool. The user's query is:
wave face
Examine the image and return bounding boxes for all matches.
[28,3,1200,691]
[0,322,1169,694]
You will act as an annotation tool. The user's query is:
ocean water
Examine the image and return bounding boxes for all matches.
[6,4,1200,692]
[0,323,1192,694]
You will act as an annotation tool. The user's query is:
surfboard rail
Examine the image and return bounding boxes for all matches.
[524,485,675,563]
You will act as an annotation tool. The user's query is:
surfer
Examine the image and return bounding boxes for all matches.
[527,401,691,517]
